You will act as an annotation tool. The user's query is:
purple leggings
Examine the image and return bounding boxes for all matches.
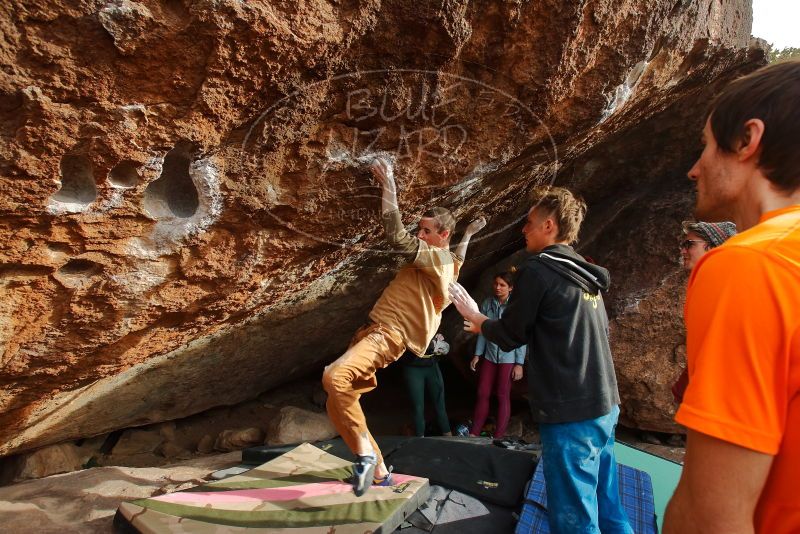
[470,359,514,438]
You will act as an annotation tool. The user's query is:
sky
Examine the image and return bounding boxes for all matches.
[752,0,800,49]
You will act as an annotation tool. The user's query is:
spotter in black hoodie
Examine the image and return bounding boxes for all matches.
[481,244,621,424]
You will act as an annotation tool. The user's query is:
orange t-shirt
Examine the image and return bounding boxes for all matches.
[676,204,800,533]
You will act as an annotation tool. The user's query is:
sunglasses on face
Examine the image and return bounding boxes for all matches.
[680,239,706,250]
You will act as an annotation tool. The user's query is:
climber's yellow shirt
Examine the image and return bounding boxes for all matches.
[677,205,800,533]
[369,209,462,356]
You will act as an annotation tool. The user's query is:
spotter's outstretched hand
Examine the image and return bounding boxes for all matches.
[449,282,479,316]
[461,318,480,334]
[449,283,482,333]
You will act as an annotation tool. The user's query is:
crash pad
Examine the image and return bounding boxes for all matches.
[613,441,682,532]
[114,442,429,533]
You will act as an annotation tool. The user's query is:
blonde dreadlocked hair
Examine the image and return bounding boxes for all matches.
[528,186,587,244]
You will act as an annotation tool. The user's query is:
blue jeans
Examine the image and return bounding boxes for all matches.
[539,405,633,534]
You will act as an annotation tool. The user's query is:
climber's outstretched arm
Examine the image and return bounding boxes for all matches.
[369,157,399,215]
[369,157,417,257]
[453,216,486,261]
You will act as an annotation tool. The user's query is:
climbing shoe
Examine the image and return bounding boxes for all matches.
[352,454,377,497]
[373,466,394,487]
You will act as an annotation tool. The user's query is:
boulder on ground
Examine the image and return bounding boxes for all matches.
[213,428,264,452]
[111,429,164,456]
[0,452,241,532]
[196,434,215,454]
[504,416,524,439]
[157,441,191,460]
[266,406,337,446]
[12,443,90,481]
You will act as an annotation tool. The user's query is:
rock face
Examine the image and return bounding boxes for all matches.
[0,0,762,456]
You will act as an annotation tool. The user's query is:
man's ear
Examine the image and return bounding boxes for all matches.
[439,229,451,241]
[736,118,765,163]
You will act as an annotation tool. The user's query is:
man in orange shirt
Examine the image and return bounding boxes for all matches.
[664,61,800,533]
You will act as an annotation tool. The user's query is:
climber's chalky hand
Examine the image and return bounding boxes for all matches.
[369,156,395,189]
[465,216,487,235]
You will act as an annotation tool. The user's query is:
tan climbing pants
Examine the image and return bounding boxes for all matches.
[322,322,406,467]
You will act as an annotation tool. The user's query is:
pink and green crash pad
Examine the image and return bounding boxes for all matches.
[114,442,430,533]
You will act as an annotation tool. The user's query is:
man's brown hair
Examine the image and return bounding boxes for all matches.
[529,186,587,244]
[708,59,800,192]
[422,207,456,235]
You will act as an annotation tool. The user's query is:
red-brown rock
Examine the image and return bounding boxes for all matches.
[0,0,762,456]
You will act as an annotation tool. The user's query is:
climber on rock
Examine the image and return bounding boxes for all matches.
[322,155,486,496]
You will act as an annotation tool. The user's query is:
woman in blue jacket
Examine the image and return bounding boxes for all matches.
[469,271,525,438]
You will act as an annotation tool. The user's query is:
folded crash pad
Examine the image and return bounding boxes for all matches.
[114,442,430,533]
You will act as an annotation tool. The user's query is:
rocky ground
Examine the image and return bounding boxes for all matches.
[0,376,336,532]
[0,377,335,485]
[0,451,242,533]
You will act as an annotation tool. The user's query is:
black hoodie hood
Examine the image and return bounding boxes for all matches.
[530,244,610,294]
